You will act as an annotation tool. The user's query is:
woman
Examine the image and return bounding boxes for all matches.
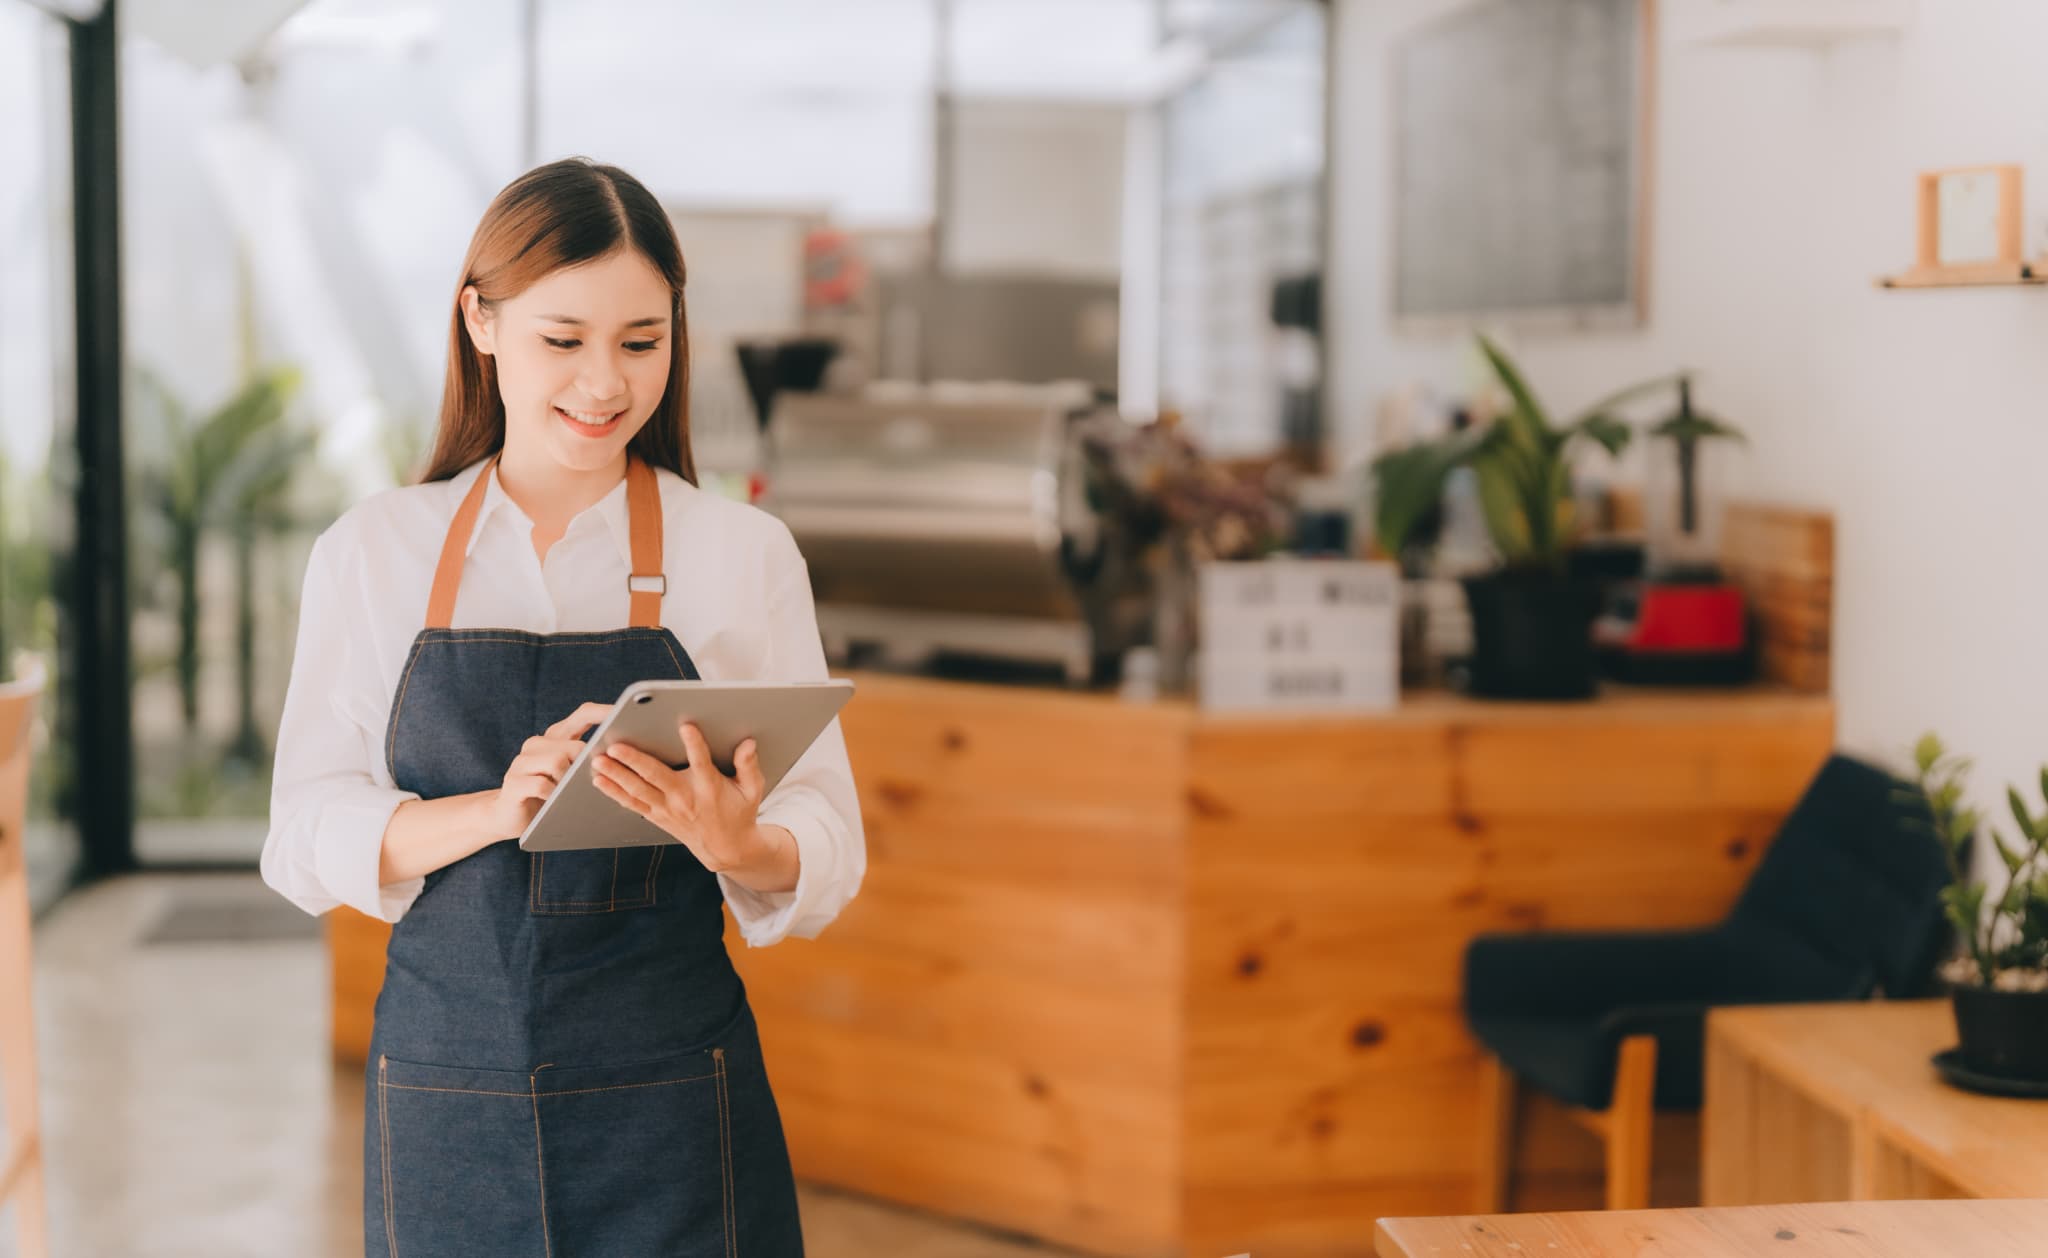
[260,157,863,1257]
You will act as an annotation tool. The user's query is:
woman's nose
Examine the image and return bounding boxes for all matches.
[577,350,627,403]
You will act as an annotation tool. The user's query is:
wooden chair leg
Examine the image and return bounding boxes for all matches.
[1605,1034,1658,1211]
[1475,1053,1516,1212]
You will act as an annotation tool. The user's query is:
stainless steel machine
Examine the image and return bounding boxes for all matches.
[760,382,1140,684]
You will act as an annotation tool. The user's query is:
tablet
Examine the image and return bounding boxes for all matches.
[516,678,855,852]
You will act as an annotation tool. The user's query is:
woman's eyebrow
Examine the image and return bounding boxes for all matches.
[536,314,667,329]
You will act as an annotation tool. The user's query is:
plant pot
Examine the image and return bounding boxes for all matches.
[1950,982,2048,1082]
[1459,570,1602,700]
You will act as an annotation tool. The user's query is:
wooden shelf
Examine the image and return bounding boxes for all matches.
[1690,0,1913,47]
[1878,264,2048,290]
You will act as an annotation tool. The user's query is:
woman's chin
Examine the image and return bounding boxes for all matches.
[537,419,635,469]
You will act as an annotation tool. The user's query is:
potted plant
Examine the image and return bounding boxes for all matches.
[1908,733,2048,1088]
[1370,335,1672,699]
[1077,412,1290,691]
[1645,375,1746,576]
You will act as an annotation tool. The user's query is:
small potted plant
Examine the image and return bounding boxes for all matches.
[1371,335,1672,699]
[1908,733,2048,1090]
[1645,375,1746,576]
[1077,412,1290,691]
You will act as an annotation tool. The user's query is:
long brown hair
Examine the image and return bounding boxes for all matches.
[420,157,696,485]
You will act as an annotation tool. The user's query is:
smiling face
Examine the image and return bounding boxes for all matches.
[461,247,675,478]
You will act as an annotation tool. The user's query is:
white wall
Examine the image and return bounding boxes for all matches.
[1330,0,2048,812]
[946,100,1127,278]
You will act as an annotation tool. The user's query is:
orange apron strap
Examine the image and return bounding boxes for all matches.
[424,454,665,630]
[424,455,499,629]
[625,455,666,629]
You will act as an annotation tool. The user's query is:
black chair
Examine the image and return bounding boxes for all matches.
[1463,753,1951,1210]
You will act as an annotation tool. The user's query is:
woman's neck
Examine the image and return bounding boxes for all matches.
[494,444,628,560]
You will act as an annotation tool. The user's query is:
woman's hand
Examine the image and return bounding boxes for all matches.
[592,721,793,886]
[480,701,614,840]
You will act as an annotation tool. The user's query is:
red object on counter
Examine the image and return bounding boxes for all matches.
[1628,584,1747,653]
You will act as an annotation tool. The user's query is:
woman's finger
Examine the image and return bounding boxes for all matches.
[603,742,683,798]
[592,769,651,816]
[596,754,671,815]
[509,748,578,784]
[733,738,765,805]
[677,722,718,798]
[544,702,614,741]
[505,772,555,803]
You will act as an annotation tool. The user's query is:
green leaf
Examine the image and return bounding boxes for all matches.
[1651,412,1747,444]
[1572,412,1634,458]
[1475,334,1552,452]
[2000,874,2035,917]
[2010,788,2038,844]
[1571,373,1684,427]
[1954,805,1983,854]
[1472,453,1532,561]
[1914,732,1945,776]
[1942,882,1991,978]
[1994,827,2029,876]
[1541,454,1573,555]
[1371,439,1459,555]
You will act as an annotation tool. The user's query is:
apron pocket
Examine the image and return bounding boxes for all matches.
[374,1055,550,1258]
[529,847,666,915]
[530,1047,735,1258]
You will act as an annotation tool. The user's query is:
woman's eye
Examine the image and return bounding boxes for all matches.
[625,341,659,353]
[542,336,580,350]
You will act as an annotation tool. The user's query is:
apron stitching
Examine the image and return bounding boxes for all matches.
[427,632,671,647]
[530,901,657,915]
[646,846,663,905]
[425,633,666,649]
[384,639,430,778]
[530,1072,555,1258]
[380,1071,720,1101]
[656,632,685,678]
[609,849,619,912]
[715,1047,736,1257]
[378,1056,399,1258]
[535,1072,717,1098]
[382,1083,529,1097]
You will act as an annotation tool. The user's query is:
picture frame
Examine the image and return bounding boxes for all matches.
[1883,164,2032,288]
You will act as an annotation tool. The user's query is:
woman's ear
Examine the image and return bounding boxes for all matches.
[460,285,496,356]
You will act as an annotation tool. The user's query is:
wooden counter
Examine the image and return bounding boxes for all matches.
[329,676,1835,1257]
[1704,1001,2048,1205]
[1376,1198,2048,1258]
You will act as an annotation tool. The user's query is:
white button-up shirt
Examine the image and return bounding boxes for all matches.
[259,456,865,946]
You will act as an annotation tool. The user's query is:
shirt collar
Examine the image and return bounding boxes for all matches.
[458,457,638,570]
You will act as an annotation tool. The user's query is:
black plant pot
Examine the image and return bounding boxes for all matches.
[1460,570,1603,700]
[1951,983,2048,1082]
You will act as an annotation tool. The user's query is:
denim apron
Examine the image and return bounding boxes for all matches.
[362,454,805,1257]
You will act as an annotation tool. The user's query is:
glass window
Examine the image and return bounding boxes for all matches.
[1160,4,1327,457]
[119,0,529,860]
[0,0,80,908]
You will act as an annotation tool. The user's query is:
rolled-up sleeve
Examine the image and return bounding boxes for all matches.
[719,521,866,946]
[260,524,424,922]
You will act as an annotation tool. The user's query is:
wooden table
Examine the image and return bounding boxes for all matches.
[1376,1198,2048,1257]
[332,678,1836,1256]
[1704,1001,2048,1205]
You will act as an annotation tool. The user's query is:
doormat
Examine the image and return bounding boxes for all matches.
[139,892,321,946]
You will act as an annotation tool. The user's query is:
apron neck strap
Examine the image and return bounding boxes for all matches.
[424,454,666,630]
[623,455,665,628]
